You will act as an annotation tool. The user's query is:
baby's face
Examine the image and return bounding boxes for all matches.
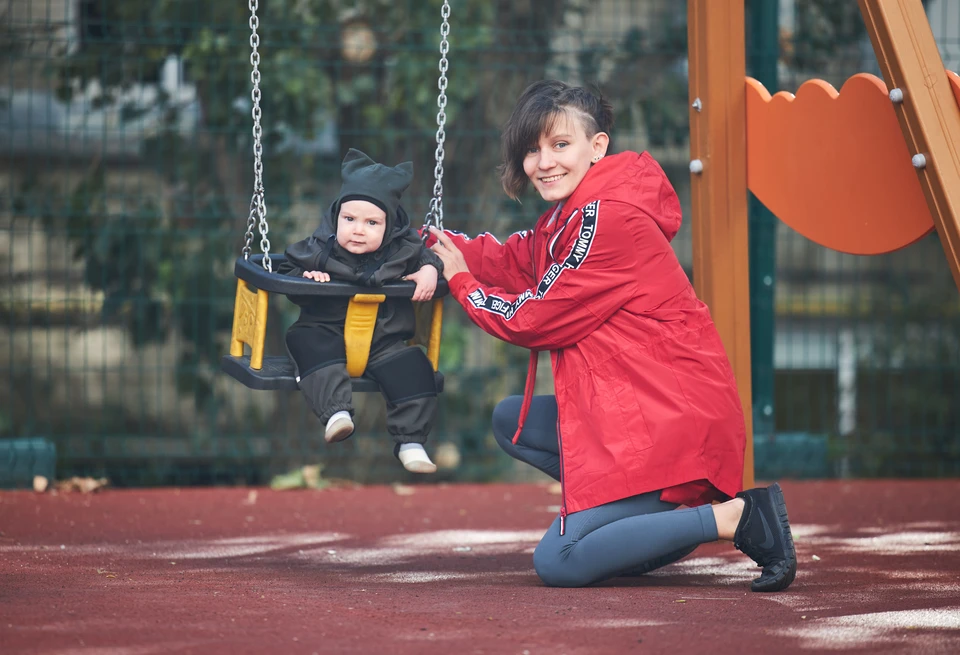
[337,200,386,254]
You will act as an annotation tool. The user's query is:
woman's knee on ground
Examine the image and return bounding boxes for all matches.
[532,538,594,588]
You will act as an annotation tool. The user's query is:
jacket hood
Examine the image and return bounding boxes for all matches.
[563,151,682,242]
[322,148,414,252]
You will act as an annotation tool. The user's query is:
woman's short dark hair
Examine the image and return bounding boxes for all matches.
[499,80,614,199]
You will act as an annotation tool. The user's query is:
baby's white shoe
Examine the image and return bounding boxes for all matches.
[324,411,354,443]
[398,443,437,474]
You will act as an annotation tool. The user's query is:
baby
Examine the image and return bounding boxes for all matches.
[277,149,443,473]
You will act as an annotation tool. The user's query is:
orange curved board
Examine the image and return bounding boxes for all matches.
[746,74,934,255]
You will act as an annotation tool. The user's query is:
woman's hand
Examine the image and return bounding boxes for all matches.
[429,227,470,281]
[303,270,330,283]
[404,264,438,302]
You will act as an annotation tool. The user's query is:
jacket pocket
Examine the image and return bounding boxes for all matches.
[599,360,655,454]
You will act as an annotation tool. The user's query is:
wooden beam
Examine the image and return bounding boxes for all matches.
[687,0,755,490]
[859,0,960,291]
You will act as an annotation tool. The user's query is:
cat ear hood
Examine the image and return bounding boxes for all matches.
[332,148,414,243]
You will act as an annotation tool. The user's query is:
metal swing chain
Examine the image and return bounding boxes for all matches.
[244,1,446,259]
[423,0,450,234]
[244,0,272,271]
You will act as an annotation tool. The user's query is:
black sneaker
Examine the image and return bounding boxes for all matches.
[733,483,797,592]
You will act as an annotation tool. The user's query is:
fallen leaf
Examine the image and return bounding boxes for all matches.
[33,476,49,493]
[302,465,322,489]
[55,477,108,493]
[546,482,562,495]
[811,554,821,561]
[270,465,331,491]
[270,469,306,491]
[243,490,258,506]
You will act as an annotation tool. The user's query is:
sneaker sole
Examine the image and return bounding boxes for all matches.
[752,482,798,592]
[324,419,354,444]
[402,461,437,474]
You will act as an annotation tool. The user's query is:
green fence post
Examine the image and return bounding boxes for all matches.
[748,0,779,441]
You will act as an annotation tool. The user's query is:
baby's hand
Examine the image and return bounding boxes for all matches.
[303,270,331,283]
[404,265,438,302]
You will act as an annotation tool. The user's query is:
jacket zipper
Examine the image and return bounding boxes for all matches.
[541,217,569,536]
[557,415,567,536]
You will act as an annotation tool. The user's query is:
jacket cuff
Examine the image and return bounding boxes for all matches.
[421,249,444,276]
[449,272,478,299]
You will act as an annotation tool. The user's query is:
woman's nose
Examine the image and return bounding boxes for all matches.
[538,152,554,169]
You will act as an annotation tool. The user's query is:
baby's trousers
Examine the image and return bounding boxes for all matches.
[286,326,437,445]
[492,395,719,587]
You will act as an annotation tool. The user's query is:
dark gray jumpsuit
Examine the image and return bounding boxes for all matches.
[278,203,442,447]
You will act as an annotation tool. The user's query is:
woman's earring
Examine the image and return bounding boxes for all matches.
[593,156,600,162]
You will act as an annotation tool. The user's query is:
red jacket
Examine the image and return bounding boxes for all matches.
[445,151,746,525]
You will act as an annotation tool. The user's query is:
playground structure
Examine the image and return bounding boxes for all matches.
[3,1,959,486]
[221,0,960,487]
[687,0,960,488]
[4,7,960,650]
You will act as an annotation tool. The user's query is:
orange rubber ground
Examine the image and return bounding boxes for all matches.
[2,480,959,654]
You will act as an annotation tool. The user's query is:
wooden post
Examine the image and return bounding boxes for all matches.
[687,0,755,489]
[859,0,960,291]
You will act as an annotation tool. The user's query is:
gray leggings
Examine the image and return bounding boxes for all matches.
[493,395,720,587]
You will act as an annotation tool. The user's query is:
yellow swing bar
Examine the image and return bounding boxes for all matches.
[229,278,269,370]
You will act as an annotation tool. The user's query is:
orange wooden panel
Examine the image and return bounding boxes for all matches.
[860,0,960,292]
[688,0,754,490]
[951,70,960,107]
[746,74,934,255]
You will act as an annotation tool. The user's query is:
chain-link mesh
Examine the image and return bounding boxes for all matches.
[2,0,958,485]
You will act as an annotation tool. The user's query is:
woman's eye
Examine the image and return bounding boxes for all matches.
[555,142,568,149]
[526,147,538,155]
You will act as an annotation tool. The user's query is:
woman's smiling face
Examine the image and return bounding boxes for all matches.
[522,112,608,203]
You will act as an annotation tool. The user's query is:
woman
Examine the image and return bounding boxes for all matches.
[429,80,797,591]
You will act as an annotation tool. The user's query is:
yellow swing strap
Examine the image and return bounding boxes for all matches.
[347,296,443,376]
[345,294,386,377]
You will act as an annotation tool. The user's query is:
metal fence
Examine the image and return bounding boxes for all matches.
[2,0,958,487]
[757,0,960,478]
